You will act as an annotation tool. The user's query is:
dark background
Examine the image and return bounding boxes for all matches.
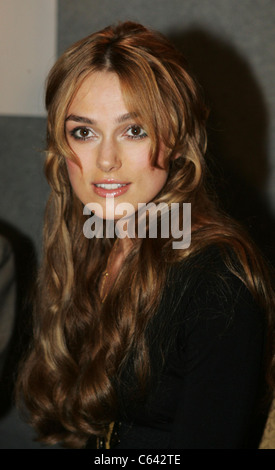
[0,0,274,448]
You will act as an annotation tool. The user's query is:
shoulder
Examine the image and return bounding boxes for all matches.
[167,244,254,303]
[162,244,264,338]
[146,245,266,385]
[162,246,265,373]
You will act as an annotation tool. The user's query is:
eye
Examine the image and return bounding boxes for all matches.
[69,126,96,141]
[124,125,147,140]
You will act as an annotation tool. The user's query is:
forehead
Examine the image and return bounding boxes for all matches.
[68,71,127,114]
[66,69,158,138]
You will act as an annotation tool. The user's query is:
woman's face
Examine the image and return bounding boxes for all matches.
[65,71,168,220]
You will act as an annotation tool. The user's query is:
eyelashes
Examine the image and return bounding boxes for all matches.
[69,127,95,141]
[124,125,147,140]
[67,124,148,142]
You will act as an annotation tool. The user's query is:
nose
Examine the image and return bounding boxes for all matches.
[96,137,121,172]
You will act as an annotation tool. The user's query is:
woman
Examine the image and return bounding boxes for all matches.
[17,21,274,449]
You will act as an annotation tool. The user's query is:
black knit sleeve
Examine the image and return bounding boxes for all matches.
[169,270,266,449]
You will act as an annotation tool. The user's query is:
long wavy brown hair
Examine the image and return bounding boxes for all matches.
[16,21,275,448]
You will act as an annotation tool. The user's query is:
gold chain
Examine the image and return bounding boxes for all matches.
[96,422,115,449]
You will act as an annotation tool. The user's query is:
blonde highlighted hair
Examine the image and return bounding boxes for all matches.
[16,22,275,448]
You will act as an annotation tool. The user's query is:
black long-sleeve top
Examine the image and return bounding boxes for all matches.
[111,246,268,449]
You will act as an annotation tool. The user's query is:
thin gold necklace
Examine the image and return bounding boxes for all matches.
[100,240,119,303]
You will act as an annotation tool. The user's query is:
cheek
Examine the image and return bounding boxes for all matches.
[66,157,81,174]
[65,158,83,190]
[136,147,168,190]
[149,167,168,192]
[132,142,167,169]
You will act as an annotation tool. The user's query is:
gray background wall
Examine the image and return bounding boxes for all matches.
[0,0,274,448]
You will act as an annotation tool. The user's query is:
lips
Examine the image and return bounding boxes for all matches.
[92,180,131,198]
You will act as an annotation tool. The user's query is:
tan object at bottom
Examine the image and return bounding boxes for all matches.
[259,397,275,449]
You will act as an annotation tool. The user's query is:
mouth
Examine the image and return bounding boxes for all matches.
[95,183,127,189]
[92,181,131,197]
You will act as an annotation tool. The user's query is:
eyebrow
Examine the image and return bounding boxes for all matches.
[65,112,138,125]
